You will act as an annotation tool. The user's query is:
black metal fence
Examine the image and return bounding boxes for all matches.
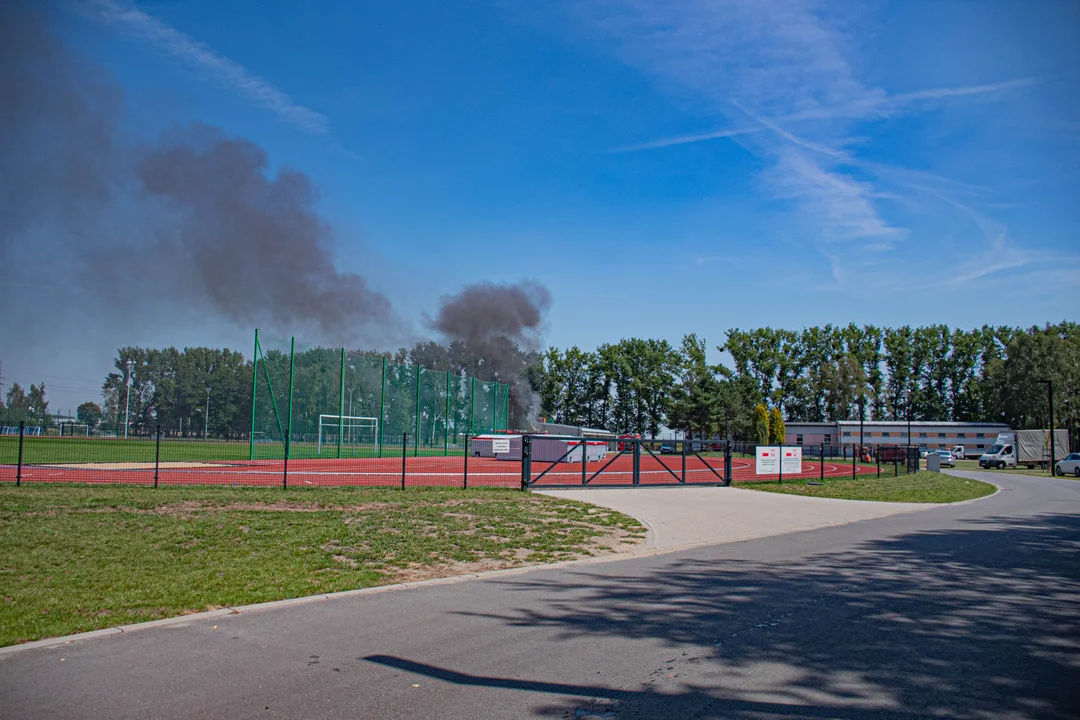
[2,424,929,490]
[523,437,732,489]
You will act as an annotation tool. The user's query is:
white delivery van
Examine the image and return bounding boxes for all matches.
[979,430,1070,469]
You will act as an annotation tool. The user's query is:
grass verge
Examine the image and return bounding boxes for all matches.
[739,470,996,503]
[952,459,1057,479]
[0,485,643,647]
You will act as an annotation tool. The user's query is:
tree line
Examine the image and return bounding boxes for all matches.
[5,322,1075,445]
[531,322,1080,442]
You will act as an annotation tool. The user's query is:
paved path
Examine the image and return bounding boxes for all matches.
[539,485,933,549]
[2,471,1078,720]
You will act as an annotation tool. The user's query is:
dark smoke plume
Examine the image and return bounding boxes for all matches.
[430,280,552,427]
[0,4,390,344]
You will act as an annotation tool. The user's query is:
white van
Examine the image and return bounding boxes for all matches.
[951,445,967,460]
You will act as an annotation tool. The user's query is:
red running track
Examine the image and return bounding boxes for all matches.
[0,454,878,488]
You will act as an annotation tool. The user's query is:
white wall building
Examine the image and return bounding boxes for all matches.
[785,420,1011,459]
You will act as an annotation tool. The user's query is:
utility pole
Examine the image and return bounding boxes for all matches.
[204,386,210,439]
[123,359,134,439]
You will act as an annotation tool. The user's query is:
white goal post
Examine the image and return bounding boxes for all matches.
[317,414,379,455]
[60,422,90,437]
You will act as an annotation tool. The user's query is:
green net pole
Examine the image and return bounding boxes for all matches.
[504,383,510,430]
[286,337,296,461]
[493,383,497,433]
[249,329,258,460]
[337,347,345,459]
[378,356,386,458]
[414,364,421,457]
[444,370,450,456]
[469,376,475,438]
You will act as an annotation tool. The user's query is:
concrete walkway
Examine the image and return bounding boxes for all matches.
[539,486,934,549]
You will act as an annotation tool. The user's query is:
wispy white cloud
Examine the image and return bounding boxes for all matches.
[768,149,903,242]
[608,126,759,153]
[616,77,1043,153]
[90,0,329,135]
[565,0,1067,298]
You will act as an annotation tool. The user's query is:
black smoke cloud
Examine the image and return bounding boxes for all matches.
[0,4,390,344]
[430,280,551,352]
[430,280,552,427]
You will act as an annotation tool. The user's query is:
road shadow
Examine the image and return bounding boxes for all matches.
[369,512,1080,719]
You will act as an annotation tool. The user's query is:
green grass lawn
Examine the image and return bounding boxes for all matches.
[739,470,996,503]
[0,435,470,465]
[952,458,1057,478]
[0,485,644,646]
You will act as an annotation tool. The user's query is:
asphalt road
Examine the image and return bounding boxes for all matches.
[2,470,1078,720]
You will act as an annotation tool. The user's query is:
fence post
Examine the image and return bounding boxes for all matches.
[632,439,640,486]
[581,436,587,486]
[401,433,408,490]
[285,337,296,463]
[852,444,856,479]
[378,356,386,458]
[337,348,345,460]
[894,451,898,477]
[16,421,25,487]
[414,365,421,458]
[249,329,259,461]
[725,440,733,485]
[521,435,531,492]
[820,442,825,482]
[463,434,469,490]
[154,424,161,489]
[681,439,687,483]
[877,449,881,478]
[778,445,783,485]
[444,370,451,457]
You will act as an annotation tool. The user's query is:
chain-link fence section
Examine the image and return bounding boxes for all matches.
[249,331,510,462]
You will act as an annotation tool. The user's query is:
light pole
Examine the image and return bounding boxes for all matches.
[123,359,133,439]
[907,401,912,450]
[1039,379,1055,475]
[858,395,865,463]
[204,386,211,440]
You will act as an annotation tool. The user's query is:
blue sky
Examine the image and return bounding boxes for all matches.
[5,0,1079,410]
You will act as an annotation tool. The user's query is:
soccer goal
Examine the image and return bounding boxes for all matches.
[60,422,90,437]
[317,415,379,455]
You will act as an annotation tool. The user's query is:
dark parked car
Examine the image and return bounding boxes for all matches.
[660,442,676,454]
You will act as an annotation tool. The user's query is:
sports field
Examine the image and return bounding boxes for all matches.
[0,435,877,488]
[0,435,464,465]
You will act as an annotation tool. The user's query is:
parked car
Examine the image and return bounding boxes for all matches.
[935,450,956,468]
[660,442,676,454]
[1055,453,1080,477]
[877,446,909,463]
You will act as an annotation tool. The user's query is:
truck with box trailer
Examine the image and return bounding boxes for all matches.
[978,430,1070,469]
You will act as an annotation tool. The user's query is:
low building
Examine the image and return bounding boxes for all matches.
[784,420,1011,459]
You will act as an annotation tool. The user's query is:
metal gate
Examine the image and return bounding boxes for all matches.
[522,436,732,489]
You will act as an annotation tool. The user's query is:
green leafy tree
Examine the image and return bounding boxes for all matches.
[752,403,770,445]
[768,406,786,445]
[5,383,28,413]
[27,384,50,428]
[77,402,103,429]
